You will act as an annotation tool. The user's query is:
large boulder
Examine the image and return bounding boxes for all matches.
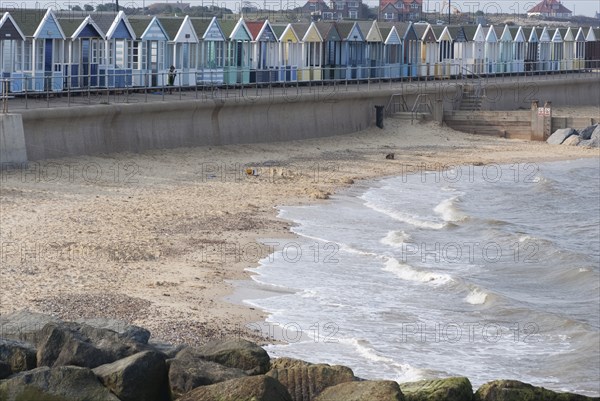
[270,357,312,370]
[474,380,596,401]
[0,338,37,374]
[36,322,150,369]
[0,311,150,348]
[194,339,270,375]
[578,127,600,148]
[0,361,11,380]
[168,347,247,398]
[93,350,170,401]
[547,128,577,145]
[0,366,120,401]
[0,310,61,345]
[178,375,293,401]
[266,363,356,401]
[314,380,405,401]
[401,377,473,401]
[562,135,581,146]
[579,124,599,140]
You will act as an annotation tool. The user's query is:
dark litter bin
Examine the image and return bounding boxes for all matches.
[375,105,384,129]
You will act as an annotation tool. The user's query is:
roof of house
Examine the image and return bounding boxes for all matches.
[527,0,572,14]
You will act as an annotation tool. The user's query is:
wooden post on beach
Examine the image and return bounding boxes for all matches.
[543,101,553,140]
[531,100,542,141]
[531,100,552,141]
[434,99,444,125]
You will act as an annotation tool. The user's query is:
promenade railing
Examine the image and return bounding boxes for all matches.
[2,60,599,112]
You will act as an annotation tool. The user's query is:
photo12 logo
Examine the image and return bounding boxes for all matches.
[198,241,340,265]
[397,321,541,344]
[399,241,539,264]
[1,161,140,184]
[400,163,540,184]
[238,321,340,343]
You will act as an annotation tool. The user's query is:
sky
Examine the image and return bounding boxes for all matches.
[2,0,599,17]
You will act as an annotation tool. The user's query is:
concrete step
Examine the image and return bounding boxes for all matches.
[392,112,429,120]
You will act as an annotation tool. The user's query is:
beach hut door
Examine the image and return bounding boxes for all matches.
[149,41,159,87]
[81,39,90,87]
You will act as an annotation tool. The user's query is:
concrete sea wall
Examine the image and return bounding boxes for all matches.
[2,76,598,161]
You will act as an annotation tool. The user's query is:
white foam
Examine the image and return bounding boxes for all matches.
[464,288,489,305]
[433,197,469,223]
[380,230,412,248]
[382,258,454,285]
[363,200,446,230]
[339,338,426,382]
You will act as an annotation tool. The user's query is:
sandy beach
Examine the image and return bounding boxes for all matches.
[0,108,598,346]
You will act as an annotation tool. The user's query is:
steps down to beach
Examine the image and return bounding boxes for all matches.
[458,94,483,111]
[443,110,533,139]
[458,88,483,111]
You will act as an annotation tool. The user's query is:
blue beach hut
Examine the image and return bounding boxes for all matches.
[337,21,366,79]
[10,9,66,92]
[102,11,136,88]
[380,24,401,78]
[358,21,384,78]
[0,12,26,92]
[59,15,104,89]
[246,20,279,83]
[398,22,420,78]
[128,16,169,87]
[193,17,226,85]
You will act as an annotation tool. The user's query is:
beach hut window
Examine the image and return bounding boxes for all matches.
[576,42,584,59]
[109,41,114,65]
[132,42,139,69]
[24,41,31,70]
[189,43,197,68]
[35,41,44,70]
[91,41,97,64]
[15,42,23,71]
[115,40,126,68]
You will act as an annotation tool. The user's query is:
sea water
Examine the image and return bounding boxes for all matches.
[245,158,600,396]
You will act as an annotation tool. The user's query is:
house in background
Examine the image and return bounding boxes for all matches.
[527,0,572,19]
[328,0,363,20]
[379,0,422,22]
[300,0,332,20]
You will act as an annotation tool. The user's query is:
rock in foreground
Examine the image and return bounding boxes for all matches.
[314,380,405,401]
[194,339,270,375]
[547,128,577,145]
[0,366,120,401]
[266,362,356,401]
[93,350,170,401]
[178,375,293,401]
[401,377,473,401]
[475,380,598,401]
[168,347,247,398]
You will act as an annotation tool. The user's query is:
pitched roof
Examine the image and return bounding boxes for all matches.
[157,16,185,39]
[127,16,154,37]
[245,21,264,40]
[5,8,46,36]
[190,18,211,38]
[528,0,571,14]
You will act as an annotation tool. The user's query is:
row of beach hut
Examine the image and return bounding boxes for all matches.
[1,9,599,92]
